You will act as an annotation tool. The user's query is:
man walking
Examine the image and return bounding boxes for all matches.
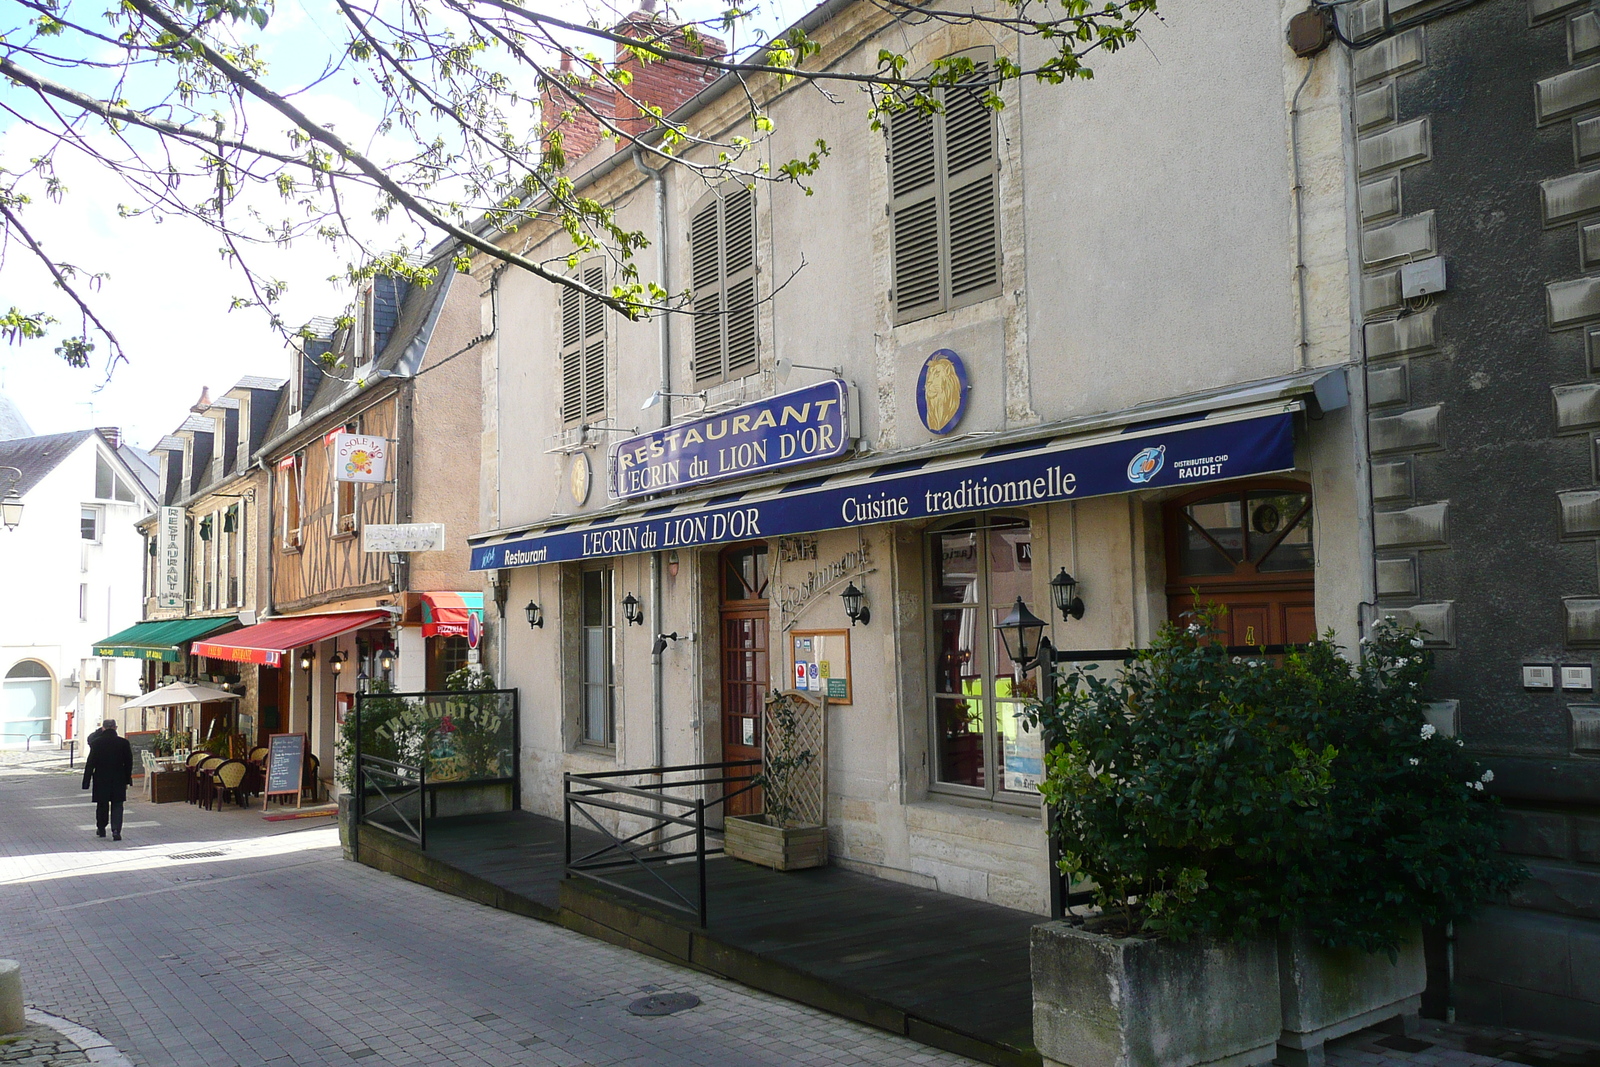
[82,719,133,841]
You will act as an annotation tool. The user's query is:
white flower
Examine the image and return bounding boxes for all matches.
[1411,637,1424,648]
[1232,657,1242,664]
[1481,769,1494,783]
[1187,623,1202,636]
[1473,781,1484,791]
[1408,758,1420,766]
[1457,739,1465,747]
[1420,724,1437,739]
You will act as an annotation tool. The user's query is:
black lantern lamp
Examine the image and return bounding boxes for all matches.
[1050,568,1085,621]
[379,647,395,673]
[330,650,346,675]
[995,596,1048,669]
[840,581,870,627]
[299,648,314,671]
[525,600,544,629]
[0,466,23,531]
[622,592,644,626]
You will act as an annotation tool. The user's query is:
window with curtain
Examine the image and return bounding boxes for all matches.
[927,515,1040,802]
[689,185,758,386]
[580,567,615,746]
[560,263,608,425]
[888,50,1002,325]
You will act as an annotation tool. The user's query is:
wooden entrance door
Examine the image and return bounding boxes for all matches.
[720,544,769,818]
[1164,481,1317,646]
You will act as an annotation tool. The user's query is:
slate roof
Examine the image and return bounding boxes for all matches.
[231,376,288,392]
[0,430,95,496]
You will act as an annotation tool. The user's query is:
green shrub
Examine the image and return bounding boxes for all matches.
[1026,610,1523,952]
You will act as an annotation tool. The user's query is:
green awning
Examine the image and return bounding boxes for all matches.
[93,617,239,661]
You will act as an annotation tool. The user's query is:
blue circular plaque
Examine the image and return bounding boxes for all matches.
[916,349,970,435]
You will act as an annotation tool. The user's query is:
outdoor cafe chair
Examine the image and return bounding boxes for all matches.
[195,757,225,810]
[213,760,250,809]
[184,751,210,803]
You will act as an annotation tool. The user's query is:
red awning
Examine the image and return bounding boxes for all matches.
[191,611,390,667]
[419,591,485,639]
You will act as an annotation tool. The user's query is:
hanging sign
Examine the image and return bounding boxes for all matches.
[473,409,1297,570]
[157,506,185,609]
[332,432,389,484]
[363,523,445,553]
[916,350,971,435]
[608,379,851,500]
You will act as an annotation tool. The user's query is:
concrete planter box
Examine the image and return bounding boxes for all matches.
[337,795,355,860]
[1276,929,1426,1067]
[724,815,828,871]
[1031,921,1280,1067]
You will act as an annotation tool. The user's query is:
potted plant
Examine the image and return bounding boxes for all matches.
[724,690,827,871]
[1025,611,1522,1067]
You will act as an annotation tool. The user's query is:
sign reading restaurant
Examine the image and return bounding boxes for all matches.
[475,408,1297,570]
[157,506,185,609]
[609,379,851,500]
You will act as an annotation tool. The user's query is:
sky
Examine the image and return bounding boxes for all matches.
[0,0,805,450]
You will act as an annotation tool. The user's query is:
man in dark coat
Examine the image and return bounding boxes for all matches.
[82,719,134,840]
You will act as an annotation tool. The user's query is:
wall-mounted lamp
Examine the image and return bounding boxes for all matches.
[995,596,1048,670]
[379,648,395,673]
[667,550,679,578]
[330,650,346,675]
[840,581,870,627]
[386,551,405,569]
[525,600,544,629]
[622,592,644,626]
[299,648,315,671]
[0,466,24,531]
[1050,568,1085,621]
[640,389,706,411]
[653,632,683,655]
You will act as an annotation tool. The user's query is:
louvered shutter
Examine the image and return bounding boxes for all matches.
[690,187,760,384]
[942,68,1000,304]
[889,104,942,323]
[560,283,584,423]
[560,262,607,424]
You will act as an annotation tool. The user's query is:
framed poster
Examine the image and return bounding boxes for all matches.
[790,629,852,705]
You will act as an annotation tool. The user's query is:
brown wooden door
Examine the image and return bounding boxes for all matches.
[720,544,769,817]
[1165,481,1317,646]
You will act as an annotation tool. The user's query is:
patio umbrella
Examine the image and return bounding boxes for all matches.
[120,681,240,709]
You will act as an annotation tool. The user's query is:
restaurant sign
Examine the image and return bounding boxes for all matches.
[609,379,851,500]
[474,409,1296,570]
[157,506,185,609]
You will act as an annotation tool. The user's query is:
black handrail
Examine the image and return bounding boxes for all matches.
[357,753,427,849]
[563,759,762,928]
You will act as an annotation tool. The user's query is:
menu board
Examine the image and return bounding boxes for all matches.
[125,731,160,775]
[791,629,851,704]
[263,732,305,808]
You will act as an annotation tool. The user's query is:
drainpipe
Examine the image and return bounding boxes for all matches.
[634,148,672,781]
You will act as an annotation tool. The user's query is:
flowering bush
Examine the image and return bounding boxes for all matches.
[1026,610,1523,951]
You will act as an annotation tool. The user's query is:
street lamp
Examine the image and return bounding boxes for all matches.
[299,648,315,671]
[839,581,870,627]
[622,592,643,626]
[330,650,346,675]
[379,647,395,673]
[994,596,1048,670]
[1050,568,1085,621]
[525,600,544,629]
[0,466,23,531]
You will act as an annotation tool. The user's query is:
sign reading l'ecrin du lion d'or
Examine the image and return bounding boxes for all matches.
[608,380,851,500]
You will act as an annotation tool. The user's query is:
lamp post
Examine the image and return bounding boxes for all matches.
[299,647,314,749]
[0,466,23,531]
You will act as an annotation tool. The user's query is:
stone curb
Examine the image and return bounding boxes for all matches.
[23,1008,136,1067]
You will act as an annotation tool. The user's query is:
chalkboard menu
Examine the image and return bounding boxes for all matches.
[263,732,305,808]
[126,731,160,774]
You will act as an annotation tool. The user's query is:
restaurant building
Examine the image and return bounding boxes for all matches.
[466,0,1376,913]
[191,258,488,796]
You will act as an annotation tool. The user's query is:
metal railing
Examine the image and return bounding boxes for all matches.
[357,753,427,850]
[563,759,761,928]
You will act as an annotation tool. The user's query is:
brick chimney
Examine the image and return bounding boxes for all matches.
[611,4,724,146]
[190,386,211,413]
[97,426,122,449]
[540,52,617,167]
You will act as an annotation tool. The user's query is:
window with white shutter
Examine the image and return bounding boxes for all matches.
[690,186,759,386]
[560,262,608,424]
[889,50,1002,325]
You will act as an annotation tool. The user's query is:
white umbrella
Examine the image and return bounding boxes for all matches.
[120,681,240,710]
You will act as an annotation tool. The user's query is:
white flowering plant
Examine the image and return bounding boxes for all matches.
[1026,609,1523,952]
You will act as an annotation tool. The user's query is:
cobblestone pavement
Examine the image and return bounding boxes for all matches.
[0,1022,91,1066]
[5,748,1599,1067]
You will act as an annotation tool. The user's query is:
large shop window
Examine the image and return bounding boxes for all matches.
[579,567,616,747]
[928,515,1039,802]
[1164,481,1316,647]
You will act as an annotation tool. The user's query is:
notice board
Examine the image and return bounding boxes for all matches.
[790,629,852,704]
[263,732,306,808]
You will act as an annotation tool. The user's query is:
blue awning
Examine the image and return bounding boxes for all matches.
[469,397,1303,570]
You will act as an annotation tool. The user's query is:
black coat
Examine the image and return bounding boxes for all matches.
[82,732,134,803]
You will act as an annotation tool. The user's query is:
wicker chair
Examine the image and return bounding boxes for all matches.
[184,751,210,804]
[196,756,226,810]
[213,760,251,809]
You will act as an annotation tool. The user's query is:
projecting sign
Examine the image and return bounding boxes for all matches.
[473,409,1297,570]
[363,523,446,553]
[157,506,185,609]
[608,379,851,500]
[331,432,389,484]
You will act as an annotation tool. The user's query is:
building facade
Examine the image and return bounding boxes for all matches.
[469,0,1367,918]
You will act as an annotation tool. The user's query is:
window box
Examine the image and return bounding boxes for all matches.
[1032,921,1280,1067]
[724,814,828,871]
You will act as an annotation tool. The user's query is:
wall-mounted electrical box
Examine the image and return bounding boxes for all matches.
[1563,664,1594,691]
[1401,257,1448,299]
[1524,664,1556,690]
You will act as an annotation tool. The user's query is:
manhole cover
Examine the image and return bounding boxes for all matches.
[168,850,227,860]
[627,993,700,1017]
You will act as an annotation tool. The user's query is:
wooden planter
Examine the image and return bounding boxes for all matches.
[1031,921,1281,1067]
[724,814,828,871]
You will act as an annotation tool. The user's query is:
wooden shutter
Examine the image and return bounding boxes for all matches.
[691,187,760,384]
[560,263,607,424]
[889,52,1000,324]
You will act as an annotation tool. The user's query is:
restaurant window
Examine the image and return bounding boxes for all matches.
[426,636,470,691]
[927,515,1040,803]
[279,454,303,549]
[579,567,615,747]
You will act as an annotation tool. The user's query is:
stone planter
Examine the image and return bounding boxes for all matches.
[723,814,828,871]
[337,794,355,861]
[1276,929,1426,1067]
[1031,921,1280,1067]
